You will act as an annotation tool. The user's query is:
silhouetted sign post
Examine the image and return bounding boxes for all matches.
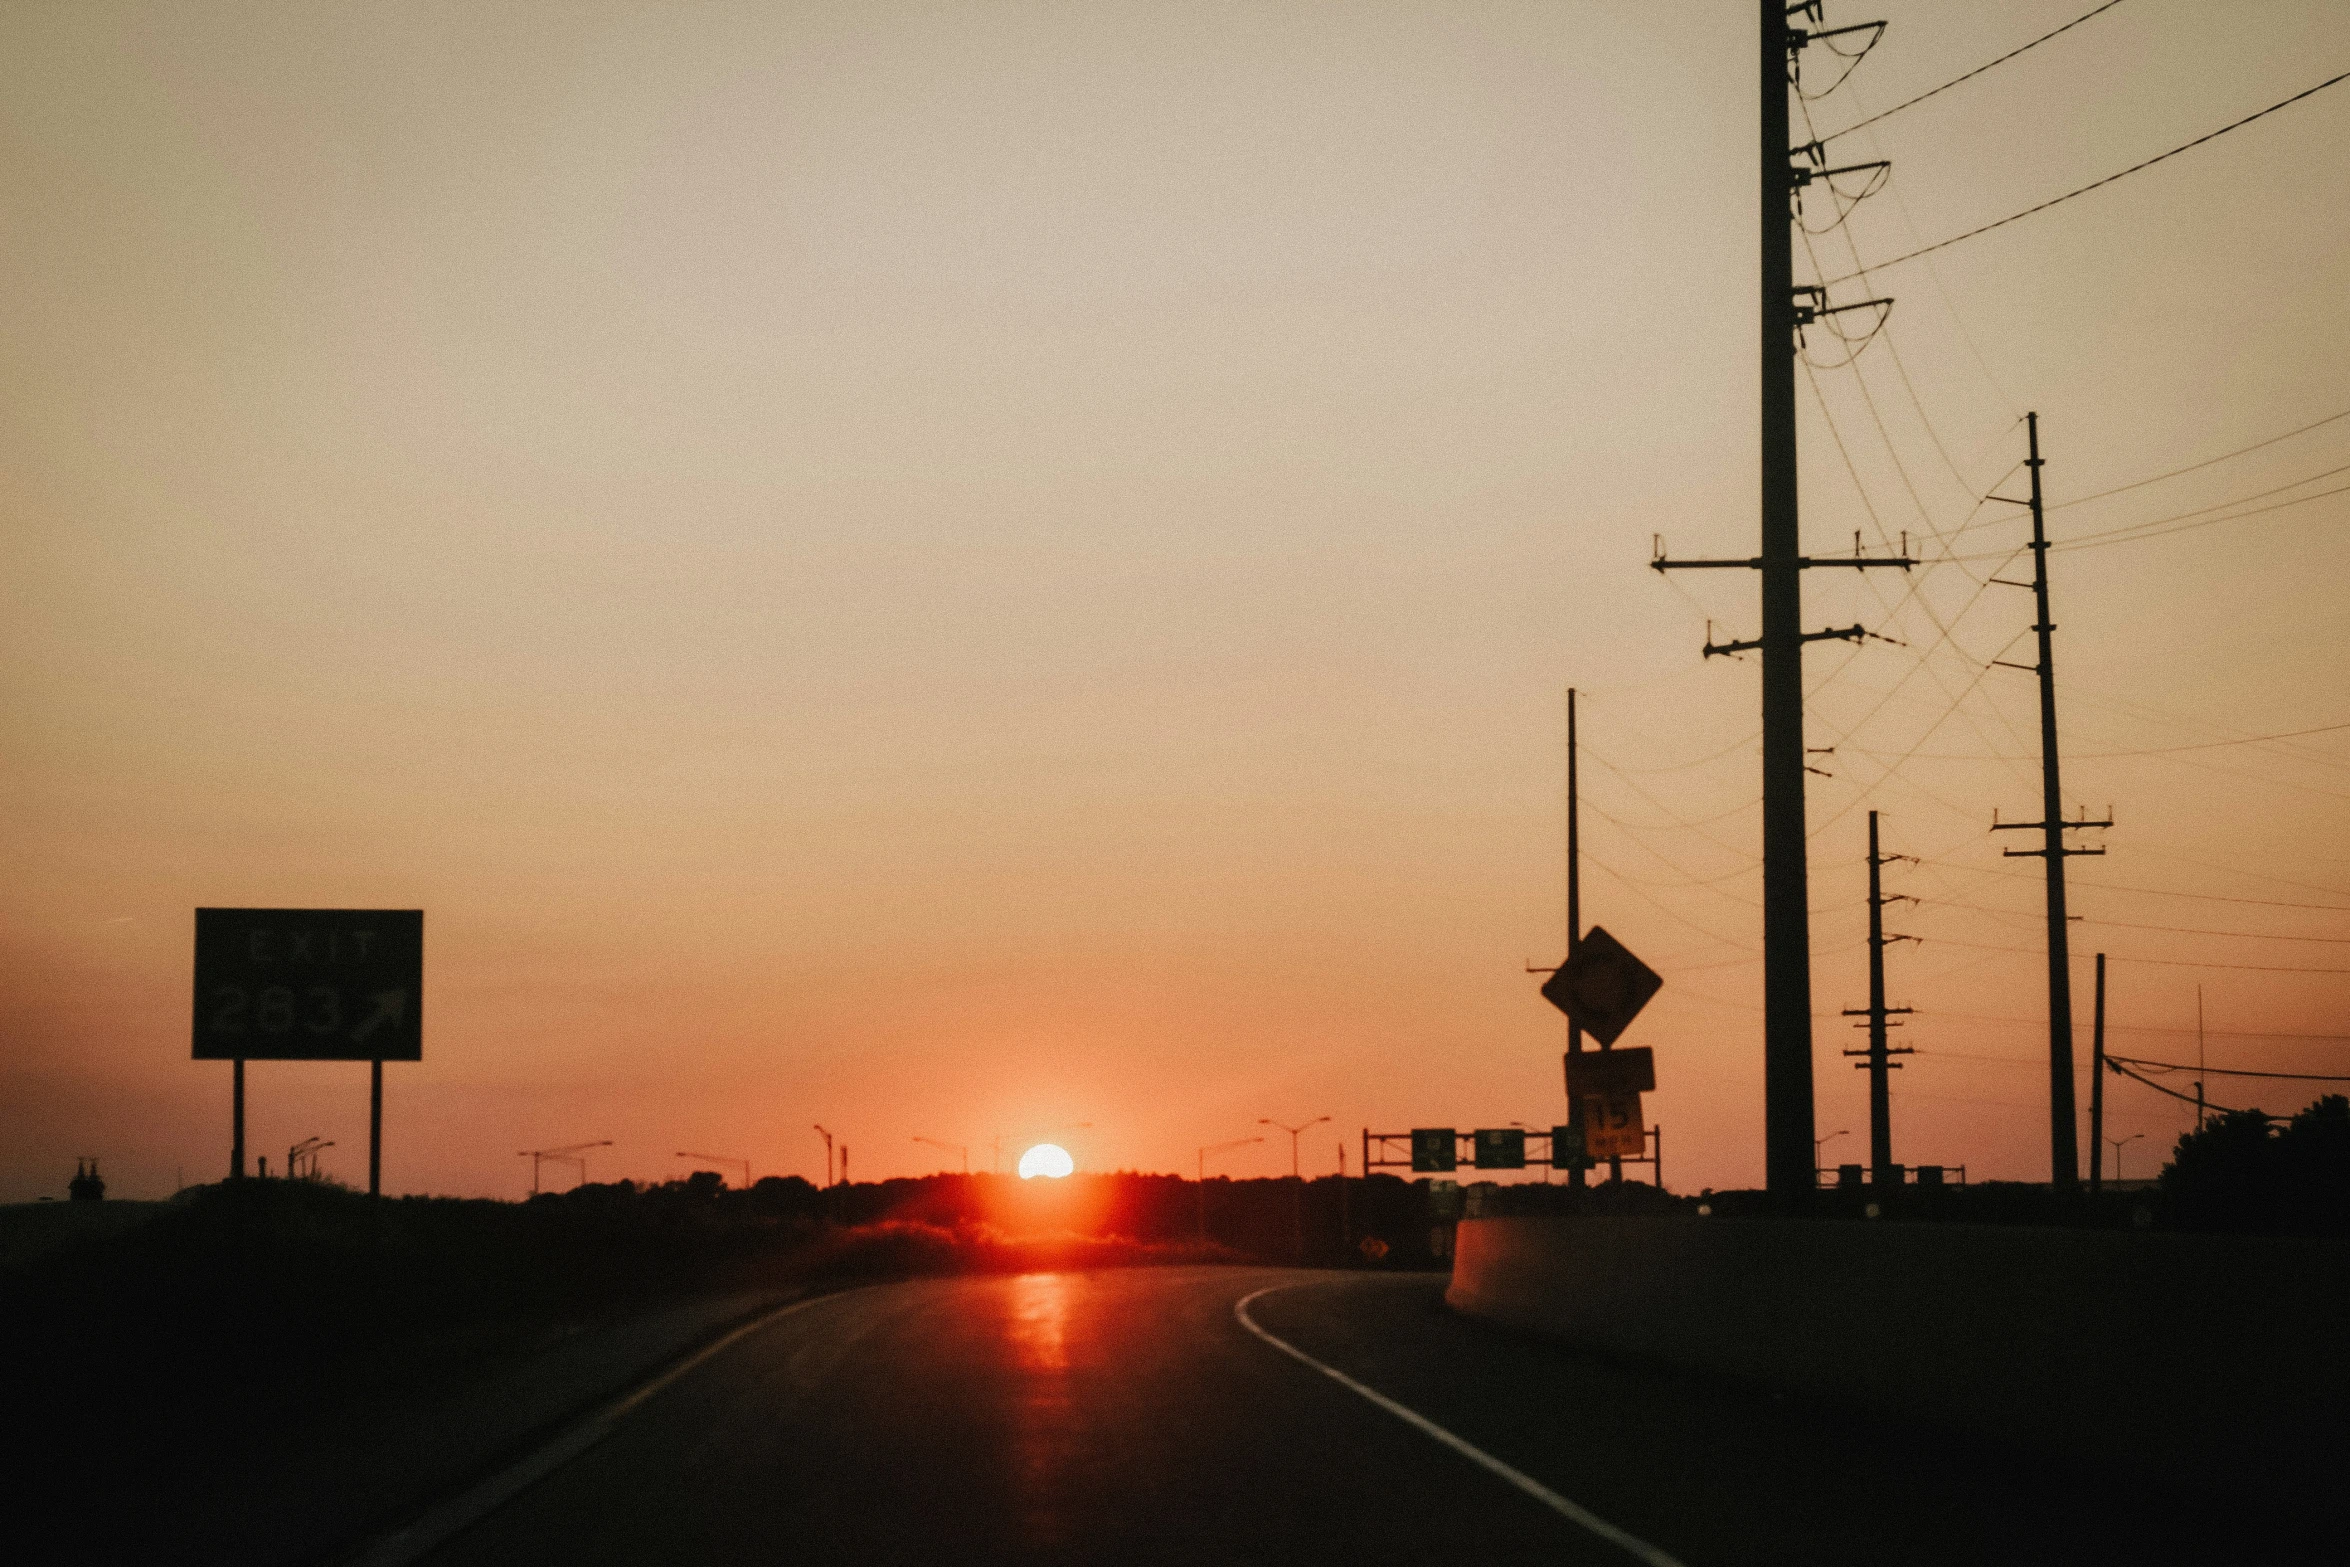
[194,908,422,1195]
[1539,926,1661,1046]
[1541,925,1662,1176]
[1565,1046,1654,1161]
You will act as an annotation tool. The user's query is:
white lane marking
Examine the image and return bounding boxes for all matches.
[344,1291,844,1567]
[1234,1285,1689,1567]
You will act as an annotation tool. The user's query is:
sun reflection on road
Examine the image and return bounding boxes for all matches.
[1006,1270,1072,1374]
[1004,1271,1080,1549]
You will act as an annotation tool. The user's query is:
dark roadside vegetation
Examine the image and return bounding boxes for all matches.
[9,1102,2343,1563]
[4,1164,1454,1564]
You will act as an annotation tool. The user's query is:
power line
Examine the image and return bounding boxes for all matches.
[1821,69,2350,287]
[2108,1057,2247,1116]
[2047,407,2350,512]
[2108,1055,2350,1083]
[1927,1009,2350,1043]
[1850,718,2350,762]
[1821,0,2130,141]
[1920,857,2350,913]
[1912,934,2350,974]
[1927,903,2350,944]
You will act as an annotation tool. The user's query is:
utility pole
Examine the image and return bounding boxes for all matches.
[1841,811,1914,1185]
[1989,411,2109,1191]
[2089,953,2107,1193]
[1652,2,1898,1204]
[814,1124,835,1188]
[1566,687,1586,1189]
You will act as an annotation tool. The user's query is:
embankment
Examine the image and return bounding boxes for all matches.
[1449,1215,2350,1478]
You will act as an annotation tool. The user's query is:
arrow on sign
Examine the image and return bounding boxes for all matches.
[351,990,407,1043]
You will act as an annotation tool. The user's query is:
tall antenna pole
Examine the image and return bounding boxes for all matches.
[1991,412,2109,1191]
[1842,810,1913,1184]
[1566,687,1586,1190]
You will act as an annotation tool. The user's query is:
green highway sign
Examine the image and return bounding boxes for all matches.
[194,909,423,1062]
[1410,1128,1457,1172]
[1473,1128,1526,1169]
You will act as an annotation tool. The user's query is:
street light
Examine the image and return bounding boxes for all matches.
[1260,1117,1330,1258]
[913,1136,969,1174]
[1815,1129,1850,1174]
[1196,1136,1263,1240]
[518,1140,612,1194]
[814,1125,834,1188]
[2107,1132,2145,1184]
[676,1152,751,1188]
[1259,1116,1331,1179]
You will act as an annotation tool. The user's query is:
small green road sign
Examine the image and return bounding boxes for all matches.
[1473,1128,1526,1169]
[1551,1122,1591,1170]
[1410,1128,1457,1172]
[1427,1178,1462,1218]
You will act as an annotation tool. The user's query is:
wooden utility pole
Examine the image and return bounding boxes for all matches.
[1841,811,1914,1184]
[1653,3,1900,1203]
[1991,412,2109,1191]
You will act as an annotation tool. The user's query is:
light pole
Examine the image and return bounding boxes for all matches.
[1260,1116,1330,1258]
[914,1136,969,1174]
[1260,1116,1330,1179]
[1196,1136,1263,1241]
[1814,1129,1849,1182]
[289,1137,332,1181]
[518,1140,612,1194]
[2108,1132,2144,1184]
[676,1152,751,1188]
[814,1125,834,1188]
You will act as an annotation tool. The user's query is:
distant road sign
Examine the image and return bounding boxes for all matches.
[1584,1090,1646,1160]
[1551,1121,1590,1171]
[194,909,422,1062]
[1410,1128,1457,1173]
[1564,1046,1656,1098]
[1358,1235,1390,1261]
[1473,1128,1526,1169]
[1540,926,1662,1046]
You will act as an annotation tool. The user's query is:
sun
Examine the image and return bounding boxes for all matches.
[1018,1142,1074,1179]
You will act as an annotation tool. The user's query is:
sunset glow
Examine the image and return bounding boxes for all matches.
[1018,1144,1074,1180]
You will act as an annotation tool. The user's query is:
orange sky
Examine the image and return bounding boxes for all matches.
[5,1,2346,1202]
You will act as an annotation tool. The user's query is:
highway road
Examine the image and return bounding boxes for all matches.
[388,1266,2229,1566]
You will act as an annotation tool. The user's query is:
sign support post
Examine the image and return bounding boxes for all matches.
[369,1059,383,1197]
[195,908,422,1193]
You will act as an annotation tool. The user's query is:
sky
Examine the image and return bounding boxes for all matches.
[4,0,2346,1203]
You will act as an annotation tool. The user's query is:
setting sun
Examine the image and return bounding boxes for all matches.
[1018,1143,1074,1180]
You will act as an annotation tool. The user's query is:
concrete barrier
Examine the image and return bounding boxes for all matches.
[1449,1215,2350,1471]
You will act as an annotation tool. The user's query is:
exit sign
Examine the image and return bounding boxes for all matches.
[193,909,423,1062]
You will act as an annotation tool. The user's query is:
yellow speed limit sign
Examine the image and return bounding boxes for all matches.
[1583,1090,1646,1159]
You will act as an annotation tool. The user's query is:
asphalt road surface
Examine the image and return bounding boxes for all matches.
[399,1266,2245,1567]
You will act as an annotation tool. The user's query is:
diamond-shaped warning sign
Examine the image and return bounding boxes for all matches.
[1539,925,1662,1046]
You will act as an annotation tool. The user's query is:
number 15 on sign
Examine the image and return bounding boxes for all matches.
[1584,1091,1645,1160]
